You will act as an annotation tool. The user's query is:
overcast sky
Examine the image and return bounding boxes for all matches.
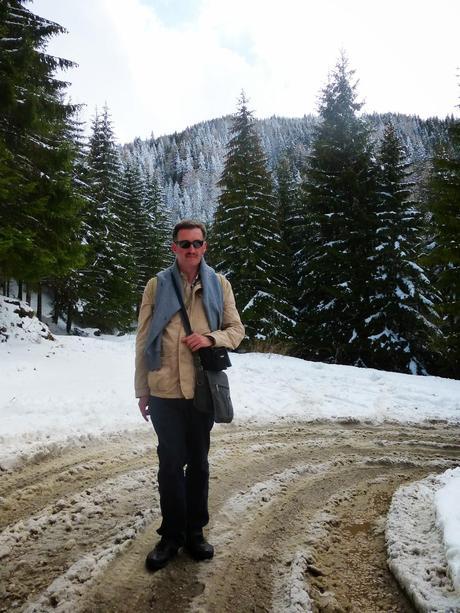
[32,0,459,144]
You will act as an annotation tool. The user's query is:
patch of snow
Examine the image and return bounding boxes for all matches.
[386,474,460,611]
[276,552,314,612]
[0,295,53,344]
[435,467,460,592]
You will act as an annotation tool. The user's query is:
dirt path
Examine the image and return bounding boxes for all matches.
[1,422,459,612]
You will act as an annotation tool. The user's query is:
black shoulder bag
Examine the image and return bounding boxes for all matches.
[171,275,234,423]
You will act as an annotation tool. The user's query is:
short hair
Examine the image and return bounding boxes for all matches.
[173,219,207,241]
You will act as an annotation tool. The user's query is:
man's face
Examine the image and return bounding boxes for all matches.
[172,227,207,269]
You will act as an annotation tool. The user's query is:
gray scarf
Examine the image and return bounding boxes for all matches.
[144,259,224,371]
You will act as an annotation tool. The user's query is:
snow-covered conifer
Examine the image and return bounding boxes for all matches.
[275,155,303,311]
[211,93,294,341]
[79,107,136,332]
[297,55,377,365]
[424,112,460,377]
[136,169,173,297]
[366,122,440,374]
[0,0,84,287]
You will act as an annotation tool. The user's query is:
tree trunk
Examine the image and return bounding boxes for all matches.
[52,286,60,324]
[66,304,72,334]
[18,280,23,300]
[26,285,32,306]
[37,284,42,320]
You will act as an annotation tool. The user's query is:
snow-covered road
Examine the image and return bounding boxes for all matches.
[1,320,460,610]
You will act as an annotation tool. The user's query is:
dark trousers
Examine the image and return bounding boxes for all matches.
[149,396,214,544]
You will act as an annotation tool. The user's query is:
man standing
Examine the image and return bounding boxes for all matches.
[135,219,245,571]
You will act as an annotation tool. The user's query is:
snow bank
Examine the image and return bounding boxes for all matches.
[0,334,137,469]
[0,295,53,344]
[435,467,460,592]
[229,352,460,425]
[386,474,460,611]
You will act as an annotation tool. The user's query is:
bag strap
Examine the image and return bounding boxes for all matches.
[171,273,209,376]
[171,273,193,336]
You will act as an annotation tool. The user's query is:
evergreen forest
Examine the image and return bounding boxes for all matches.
[1,1,459,379]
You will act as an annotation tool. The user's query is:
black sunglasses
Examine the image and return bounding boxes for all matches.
[175,240,205,249]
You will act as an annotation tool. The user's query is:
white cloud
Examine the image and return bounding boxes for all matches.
[31,0,459,143]
[101,0,253,138]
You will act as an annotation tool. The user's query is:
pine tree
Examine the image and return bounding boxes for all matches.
[366,122,440,374]
[124,162,172,307]
[79,107,136,332]
[211,93,294,341]
[424,112,460,377]
[123,158,147,297]
[144,171,173,273]
[275,154,303,311]
[297,55,377,365]
[49,119,89,332]
[0,0,84,288]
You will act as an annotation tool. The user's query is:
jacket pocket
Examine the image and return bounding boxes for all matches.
[148,353,176,394]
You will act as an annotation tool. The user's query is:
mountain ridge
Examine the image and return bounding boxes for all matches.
[122,112,451,222]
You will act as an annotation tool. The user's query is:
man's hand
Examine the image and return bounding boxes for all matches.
[182,332,213,352]
[138,395,150,421]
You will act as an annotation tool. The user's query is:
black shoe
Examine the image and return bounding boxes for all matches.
[145,537,179,571]
[186,530,214,561]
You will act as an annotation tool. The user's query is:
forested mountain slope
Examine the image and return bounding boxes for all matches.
[122,113,450,222]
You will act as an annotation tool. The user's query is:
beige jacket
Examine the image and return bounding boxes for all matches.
[135,271,245,399]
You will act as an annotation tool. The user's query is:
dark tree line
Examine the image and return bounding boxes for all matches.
[73,106,171,332]
[0,0,172,333]
[423,109,460,375]
[0,0,84,311]
[211,59,459,378]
